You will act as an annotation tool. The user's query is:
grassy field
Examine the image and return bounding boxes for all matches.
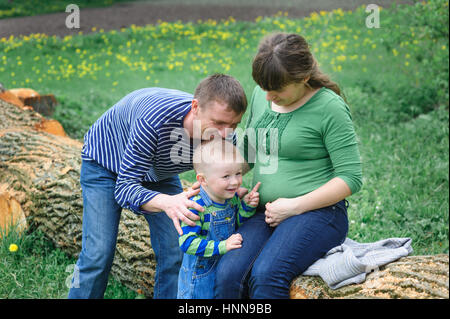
[0,0,448,298]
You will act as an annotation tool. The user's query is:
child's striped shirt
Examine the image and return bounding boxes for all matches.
[179,193,256,257]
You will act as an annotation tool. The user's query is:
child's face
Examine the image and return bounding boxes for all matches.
[200,162,243,203]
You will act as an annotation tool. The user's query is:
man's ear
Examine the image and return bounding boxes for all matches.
[192,99,200,116]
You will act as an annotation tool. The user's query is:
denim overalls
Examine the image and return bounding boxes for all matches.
[177,187,237,299]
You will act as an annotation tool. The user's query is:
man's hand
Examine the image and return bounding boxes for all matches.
[142,188,203,236]
[243,182,261,207]
[189,181,200,192]
[225,233,243,251]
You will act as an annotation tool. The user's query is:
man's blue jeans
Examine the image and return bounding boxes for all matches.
[67,159,183,299]
[215,200,349,299]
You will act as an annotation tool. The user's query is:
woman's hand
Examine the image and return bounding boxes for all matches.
[264,198,300,227]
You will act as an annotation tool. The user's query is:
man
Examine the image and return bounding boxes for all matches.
[68,74,247,299]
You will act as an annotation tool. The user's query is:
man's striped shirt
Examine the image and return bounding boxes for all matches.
[179,193,256,257]
[81,87,195,214]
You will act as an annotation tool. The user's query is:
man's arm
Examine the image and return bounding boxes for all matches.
[114,118,202,235]
[114,118,161,214]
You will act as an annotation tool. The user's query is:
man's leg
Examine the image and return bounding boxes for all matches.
[68,160,122,299]
[143,175,184,299]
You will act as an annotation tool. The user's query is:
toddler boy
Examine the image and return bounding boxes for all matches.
[177,139,260,299]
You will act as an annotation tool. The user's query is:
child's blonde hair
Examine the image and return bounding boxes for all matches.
[193,138,245,174]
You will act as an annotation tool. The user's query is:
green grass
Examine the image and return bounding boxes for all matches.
[348,105,449,254]
[0,225,138,298]
[0,0,448,298]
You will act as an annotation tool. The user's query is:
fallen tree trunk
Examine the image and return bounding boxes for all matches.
[0,99,157,295]
[0,99,448,298]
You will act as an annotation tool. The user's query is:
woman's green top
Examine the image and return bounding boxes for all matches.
[241,85,362,206]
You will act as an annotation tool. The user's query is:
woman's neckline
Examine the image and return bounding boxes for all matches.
[266,86,325,115]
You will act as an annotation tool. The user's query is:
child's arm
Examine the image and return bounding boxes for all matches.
[237,182,261,227]
[179,208,228,257]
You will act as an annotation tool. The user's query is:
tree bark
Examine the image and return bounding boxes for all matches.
[0,99,157,296]
[1,99,448,298]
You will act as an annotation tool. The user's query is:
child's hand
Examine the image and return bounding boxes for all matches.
[243,182,261,208]
[225,233,243,251]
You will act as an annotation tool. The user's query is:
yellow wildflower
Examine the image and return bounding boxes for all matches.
[9,244,18,252]
[310,12,319,21]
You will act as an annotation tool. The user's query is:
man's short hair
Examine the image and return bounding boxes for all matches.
[194,73,247,114]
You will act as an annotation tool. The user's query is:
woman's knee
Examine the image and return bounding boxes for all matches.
[248,256,292,298]
[249,255,278,284]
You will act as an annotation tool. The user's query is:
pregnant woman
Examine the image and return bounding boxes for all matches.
[215,32,363,298]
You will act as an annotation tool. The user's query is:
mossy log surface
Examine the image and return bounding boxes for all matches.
[1,99,448,298]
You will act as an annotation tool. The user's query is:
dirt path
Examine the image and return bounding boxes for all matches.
[0,0,414,38]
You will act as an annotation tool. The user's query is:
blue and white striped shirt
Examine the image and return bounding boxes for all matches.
[81,87,195,214]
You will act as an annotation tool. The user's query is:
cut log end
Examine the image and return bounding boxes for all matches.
[290,255,449,299]
[0,192,28,238]
[34,118,67,137]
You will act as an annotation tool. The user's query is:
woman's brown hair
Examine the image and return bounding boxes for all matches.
[252,32,343,98]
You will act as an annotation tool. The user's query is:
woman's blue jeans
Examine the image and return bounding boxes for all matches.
[67,159,183,299]
[215,200,349,299]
